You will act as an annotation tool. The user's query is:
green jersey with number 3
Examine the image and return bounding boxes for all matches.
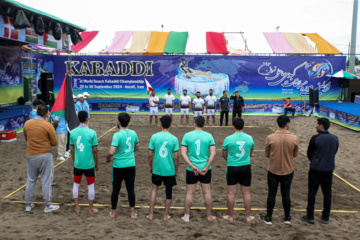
[222,132,254,167]
[149,132,179,176]
[70,125,98,169]
[111,129,139,168]
[181,130,215,171]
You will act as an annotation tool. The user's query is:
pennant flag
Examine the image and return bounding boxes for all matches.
[51,74,79,130]
[144,76,154,92]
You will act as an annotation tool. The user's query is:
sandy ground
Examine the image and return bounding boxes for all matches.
[1,114,360,240]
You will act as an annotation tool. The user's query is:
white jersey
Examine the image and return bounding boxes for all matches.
[149,96,159,107]
[193,98,204,111]
[164,94,175,108]
[205,95,217,109]
[180,95,191,108]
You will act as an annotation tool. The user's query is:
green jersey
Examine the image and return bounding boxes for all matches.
[181,130,215,171]
[222,132,254,167]
[111,129,139,168]
[149,132,179,176]
[70,124,98,169]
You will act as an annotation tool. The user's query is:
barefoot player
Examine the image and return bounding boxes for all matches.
[70,111,99,214]
[181,116,216,222]
[222,117,255,223]
[179,89,191,126]
[192,91,204,125]
[149,90,159,126]
[146,115,179,221]
[205,89,217,126]
[106,113,139,219]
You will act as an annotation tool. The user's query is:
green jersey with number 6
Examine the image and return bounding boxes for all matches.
[222,132,254,167]
[149,132,179,176]
[70,125,98,169]
[181,130,215,171]
[111,129,139,168]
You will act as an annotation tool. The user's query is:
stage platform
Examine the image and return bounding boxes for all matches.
[0,105,30,132]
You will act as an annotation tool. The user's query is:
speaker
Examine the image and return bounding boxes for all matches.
[309,88,319,106]
[38,73,54,94]
[338,79,350,88]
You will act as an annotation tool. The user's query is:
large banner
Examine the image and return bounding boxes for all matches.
[52,55,346,100]
[0,46,22,104]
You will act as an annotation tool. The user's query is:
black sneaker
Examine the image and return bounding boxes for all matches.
[284,216,291,225]
[260,215,272,225]
[321,218,329,224]
[301,215,314,224]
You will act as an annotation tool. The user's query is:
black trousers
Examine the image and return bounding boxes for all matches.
[232,109,242,119]
[284,108,295,116]
[306,169,333,220]
[266,171,294,218]
[220,111,229,126]
[111,167,136,209]
[66,132,70,151]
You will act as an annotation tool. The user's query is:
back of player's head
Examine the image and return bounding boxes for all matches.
[277,115,290,128]
[118,112,131,127]
[160,115,172,129]
[33,99,42,107]
[36,104,48,117]
[233,117,244,130]
[195,116,205,128]
[78,111,88,123]
[317,117,330,130]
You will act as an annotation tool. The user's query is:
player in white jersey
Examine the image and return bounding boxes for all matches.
[164,89,175,121]
[179,89,191,126]
[149,90,159,125]
[205,89,217,126]
[192,91,204,125]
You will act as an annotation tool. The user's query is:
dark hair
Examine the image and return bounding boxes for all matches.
[209,89,213,91]
[196,91,200,94]
[167,88,171,91]
[33,99,42,107]
[118,112,131,127]
[223,90,227,94]
[160,115,172,129]
[183,89,187,92]
[277,115,290,128]
[317,118,330,130]
[233,117,244,130]
[235,91,239,94]
[78,111,88,123]
[36,104,48,117]
[195,116,205,128]
[287,97,290,100]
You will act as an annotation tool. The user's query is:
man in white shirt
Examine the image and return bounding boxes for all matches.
[193,91,204,125]
[205,89,217,126]
[164,88,175,122]
[179,89,192,126]
[149,90,159,125]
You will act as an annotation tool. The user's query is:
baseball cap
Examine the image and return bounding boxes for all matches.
[83,92,90,96]
[33,99,42,106]
[77,94,84,99]
[73,95,77,99]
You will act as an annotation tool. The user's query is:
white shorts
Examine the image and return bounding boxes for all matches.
[181,108,190,115]
[194,111,203,117]
[165,108,173,115]
[207,109,216,116]
[150,107,158,116]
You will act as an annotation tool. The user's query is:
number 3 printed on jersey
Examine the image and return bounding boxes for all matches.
[76,136,84,152]
[236,141,246,157]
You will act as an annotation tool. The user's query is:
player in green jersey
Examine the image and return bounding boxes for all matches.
[222,117,255,223]
[181,116,216,222]
[70,111,99,215]
[146,115,179,222]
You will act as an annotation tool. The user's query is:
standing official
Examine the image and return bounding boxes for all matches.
[164,89,175,122]
[83,92,91,125]
[179,89,191,126]
[29,99,43,120]
[205,89,217,126]
[230,91,245,120]
[219,90,230,126]
[149,90,159,126]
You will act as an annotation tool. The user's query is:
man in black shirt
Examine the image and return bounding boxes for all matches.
[219,90,230,126]
[230,91,245,120]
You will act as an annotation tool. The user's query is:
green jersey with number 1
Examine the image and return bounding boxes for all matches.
[70,125,98,169]
[149,132,179,176]
[111,129,139,168]
[222,132,254,167]
[181,130,215,171]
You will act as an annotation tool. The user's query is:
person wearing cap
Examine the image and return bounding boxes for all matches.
[29,99,43,120]
[83,92,91,125]
[75,94,90,125]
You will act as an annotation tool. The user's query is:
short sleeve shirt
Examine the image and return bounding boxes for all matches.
[193,98,204,111]
[164,94,175,108]
[29,109,37,120]
[180,95,191,108]
[149,132,179,176]
[84,100,90,118]
[181,130,215,171]
[150,96,159,107]
[205,95,217,109]
[70,126,98,169]
[222,132,255,167]
[111,129,139,168]
[219,96,230,111]
[75,102,88,113]
[52,115,68,134]
[284,102,293,107]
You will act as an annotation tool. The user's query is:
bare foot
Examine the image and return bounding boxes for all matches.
[109,211,116,219]
[75,206,80,214]
[163,215,171,222]
[222,215,234,223]
[89,208,98,214]
[146,214,153,220]
[246,215,255,223]
[131,213,138,219]
[207,215,217,222]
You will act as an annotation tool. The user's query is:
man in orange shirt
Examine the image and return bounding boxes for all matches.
[24,104,60,213]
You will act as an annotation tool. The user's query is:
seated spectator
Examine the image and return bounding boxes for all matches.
[284,98,295,118]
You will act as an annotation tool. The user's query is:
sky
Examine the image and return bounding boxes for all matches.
[14,0,360,55]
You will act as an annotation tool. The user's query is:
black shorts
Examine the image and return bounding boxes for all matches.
[73,167,96,177]
[186,170,212,184]
[152,174,177,187]
[226,165,251,186]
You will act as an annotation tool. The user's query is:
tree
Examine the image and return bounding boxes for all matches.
[346,56,360,66]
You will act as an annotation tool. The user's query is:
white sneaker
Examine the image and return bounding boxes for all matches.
[64,152,71,158]
[25,203,35,212]
[44,204,60,213]
[57,156,65,161]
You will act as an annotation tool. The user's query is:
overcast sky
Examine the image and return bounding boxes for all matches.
[15,0,360,55]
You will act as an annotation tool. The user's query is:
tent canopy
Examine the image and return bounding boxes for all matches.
[71,31,99,52]
[144,31,170,55]
[206,32,229,54]
[164,31,188,54]
[99,31,133,54]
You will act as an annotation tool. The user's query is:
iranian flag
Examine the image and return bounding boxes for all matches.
[51,74,79,130]
[144,76,155,106]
